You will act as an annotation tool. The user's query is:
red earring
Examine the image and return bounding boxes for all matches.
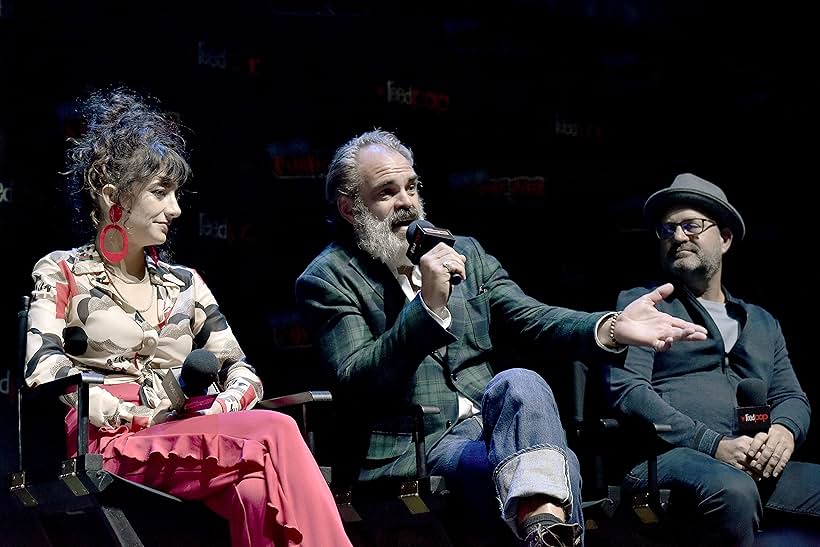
[98,204,128,263]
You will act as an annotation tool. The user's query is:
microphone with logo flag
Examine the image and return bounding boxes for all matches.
[405,219,463,285]
[736,378,771,435]
[162,348,219,415]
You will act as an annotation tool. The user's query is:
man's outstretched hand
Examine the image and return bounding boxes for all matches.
[613,283,708,351]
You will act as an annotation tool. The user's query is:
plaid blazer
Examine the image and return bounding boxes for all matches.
[295,235,609,480]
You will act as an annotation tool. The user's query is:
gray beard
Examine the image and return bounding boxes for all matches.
[352,197,425,270]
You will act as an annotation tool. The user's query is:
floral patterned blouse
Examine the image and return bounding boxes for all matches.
[26,243,263,431]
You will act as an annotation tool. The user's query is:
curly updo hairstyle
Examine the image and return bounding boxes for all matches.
[64,87,191,244]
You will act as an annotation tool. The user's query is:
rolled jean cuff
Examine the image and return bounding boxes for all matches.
[493,444,572,537]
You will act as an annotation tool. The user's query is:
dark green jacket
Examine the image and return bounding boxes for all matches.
[295,235,611,479]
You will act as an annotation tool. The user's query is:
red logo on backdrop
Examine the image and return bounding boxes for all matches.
[266,140,327,179]
[271,154,326,178]
[376,80,450,113]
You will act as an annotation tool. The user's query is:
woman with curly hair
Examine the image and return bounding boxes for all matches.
[25,87,351,547]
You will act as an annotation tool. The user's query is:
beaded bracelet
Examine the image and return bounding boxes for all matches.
[609,311,623,348]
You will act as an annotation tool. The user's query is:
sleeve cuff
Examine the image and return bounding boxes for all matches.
[419,293,452,329]
[594,312,627,353]
[692,425,723,456]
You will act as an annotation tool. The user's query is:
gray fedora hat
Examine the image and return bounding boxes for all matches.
[644,173,745,240]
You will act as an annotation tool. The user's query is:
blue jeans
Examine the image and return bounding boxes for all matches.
[623,447,820,547]
[428,368,584,543]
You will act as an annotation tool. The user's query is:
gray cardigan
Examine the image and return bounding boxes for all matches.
[608,283,810,457]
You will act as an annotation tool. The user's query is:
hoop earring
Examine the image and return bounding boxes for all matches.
[98,204,128,264]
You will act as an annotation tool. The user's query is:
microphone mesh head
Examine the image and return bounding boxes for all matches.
[736,378,767,407]
[185,348,219,375]
[180,349,219,395]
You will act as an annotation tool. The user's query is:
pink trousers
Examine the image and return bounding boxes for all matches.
[66,383,352,547]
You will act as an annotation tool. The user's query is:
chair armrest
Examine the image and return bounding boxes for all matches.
[257,390,332,409]
[595,418,671,433]
[23,372,106,459]
[257,391,334,456]
[258,391,441,494]
[25,372,105,401]
[257,393,439,473]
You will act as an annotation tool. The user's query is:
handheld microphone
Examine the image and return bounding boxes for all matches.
[405,219,463,285]
[162,348,219,414]
[736,378,771,435]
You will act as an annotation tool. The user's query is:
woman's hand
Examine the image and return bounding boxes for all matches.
[148,398,177,426]
[197,399,225,417]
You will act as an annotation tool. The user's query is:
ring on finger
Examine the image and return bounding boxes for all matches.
[442,261,451,272]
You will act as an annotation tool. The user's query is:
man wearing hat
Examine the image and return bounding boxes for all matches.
[607,173,820,545]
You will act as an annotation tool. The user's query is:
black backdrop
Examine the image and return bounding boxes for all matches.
[2,2,817,543]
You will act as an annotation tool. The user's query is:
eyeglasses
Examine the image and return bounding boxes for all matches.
[655,218,717,240]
